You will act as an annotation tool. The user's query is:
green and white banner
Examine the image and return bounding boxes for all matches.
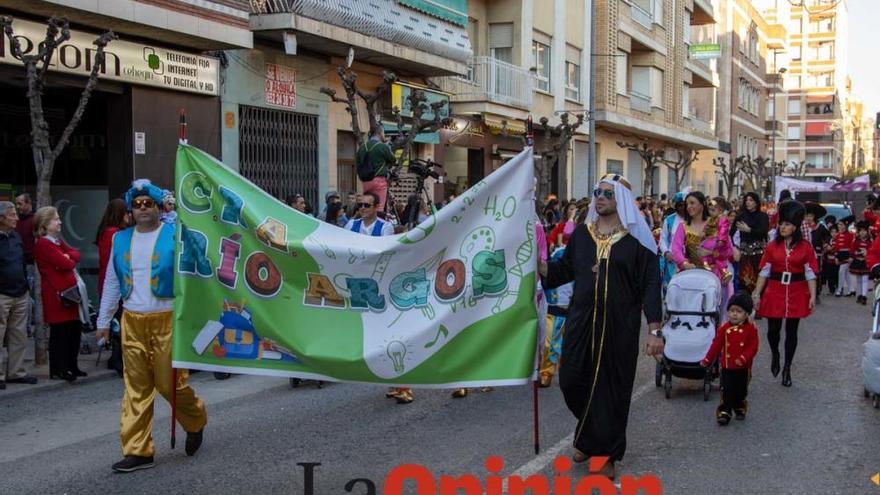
[172,145,539,387]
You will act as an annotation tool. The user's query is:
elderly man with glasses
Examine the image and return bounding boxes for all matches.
[96,179,207,473]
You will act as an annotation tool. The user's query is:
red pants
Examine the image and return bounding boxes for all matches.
[362,176,389,212]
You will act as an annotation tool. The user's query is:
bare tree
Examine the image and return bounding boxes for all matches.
[617,141,663,197]
[320,67,396,149]
[533,113,584,200]
[0,16,116,208]
[662,149,698,192]
[389,90,449,166]
[713,156,742,200]
[741,155,772,198]
[784,160,808,179]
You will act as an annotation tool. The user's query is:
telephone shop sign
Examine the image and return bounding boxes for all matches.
[0,16,219,95]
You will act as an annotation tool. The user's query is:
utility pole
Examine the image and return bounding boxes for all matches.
[588,0,597,185]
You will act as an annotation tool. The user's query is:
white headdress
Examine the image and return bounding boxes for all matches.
[586,173,657,253]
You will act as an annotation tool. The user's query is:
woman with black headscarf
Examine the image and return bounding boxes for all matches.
[733,192,769,294]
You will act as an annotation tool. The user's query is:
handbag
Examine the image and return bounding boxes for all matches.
[58,284,82,307]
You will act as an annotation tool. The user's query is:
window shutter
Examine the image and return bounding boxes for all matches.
[489,23,513,48]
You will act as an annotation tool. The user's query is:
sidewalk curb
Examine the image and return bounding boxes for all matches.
[0,368,120,400]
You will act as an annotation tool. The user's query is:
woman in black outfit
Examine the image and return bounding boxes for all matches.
[732,192,770,295]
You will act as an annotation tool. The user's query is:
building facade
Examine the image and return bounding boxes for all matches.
[0,0,253,298]
[591,0,719,199]
[761,0,848,180]
[435,0,592,201]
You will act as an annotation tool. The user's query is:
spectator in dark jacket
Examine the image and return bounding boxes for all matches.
[0,201,38,389]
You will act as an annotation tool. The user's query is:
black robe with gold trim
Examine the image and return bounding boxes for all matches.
[545,222,661,462]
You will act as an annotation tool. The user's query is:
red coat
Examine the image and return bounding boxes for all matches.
[34,236,81,325]
[701,321,759,370]
[867,235,880,274]
[756,239,818,319]
[850,236,872,274]
[832,231,854,260]
[97,227,119,299]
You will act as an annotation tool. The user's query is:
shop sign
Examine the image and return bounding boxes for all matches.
[265,63,296,109]
[688,43,721,60]
[0,17,219,95]
[390,82,450,121]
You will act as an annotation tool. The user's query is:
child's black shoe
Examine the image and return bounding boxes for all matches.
[716,410,732,426]
[734,409,746,420]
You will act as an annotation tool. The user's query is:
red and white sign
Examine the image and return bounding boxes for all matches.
[265,63,296,109]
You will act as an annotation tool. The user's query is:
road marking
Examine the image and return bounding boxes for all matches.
[507,380,655,483]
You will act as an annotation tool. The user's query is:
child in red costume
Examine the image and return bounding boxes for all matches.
[701,292,759,425]
[850,221,873,305]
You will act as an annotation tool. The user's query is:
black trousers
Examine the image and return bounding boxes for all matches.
[719,368,750,413]
[48,320,82,375]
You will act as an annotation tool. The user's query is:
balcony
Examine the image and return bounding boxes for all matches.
[630,91,652,113]
[687,115,713,135]
[687,57,717,88]
[692,0,716,24]
[249,0,470,76]
[765,120,784,137]
[434,57,534,110]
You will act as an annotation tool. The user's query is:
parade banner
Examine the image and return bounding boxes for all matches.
[774,174,870,200]
[171,145,538,387]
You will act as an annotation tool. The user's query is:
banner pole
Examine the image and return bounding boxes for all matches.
[533,378,540,454]
[171,108,185,450]
[171,367,177,449]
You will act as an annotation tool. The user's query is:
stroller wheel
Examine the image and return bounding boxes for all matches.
[664,371,672,399]
[655,361,663,387]
[703,380,711,401]
[213,372,232,380]
[290,378,302,388]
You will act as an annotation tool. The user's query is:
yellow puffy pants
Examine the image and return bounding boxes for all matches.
[120,310,207,457]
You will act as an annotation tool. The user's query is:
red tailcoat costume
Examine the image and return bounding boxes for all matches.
[701,321,759,370]
[850,236,872,275]
[756,239,818,319]
[832,231,854,264]
[867,235,880,274]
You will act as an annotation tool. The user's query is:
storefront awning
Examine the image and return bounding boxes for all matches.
[483,114,527,135]
[397,0,468,26]
[807,95,834,104]
[805,122,832,136]
[382,123,440,144]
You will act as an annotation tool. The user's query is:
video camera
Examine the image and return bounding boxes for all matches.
[408,159,443,181]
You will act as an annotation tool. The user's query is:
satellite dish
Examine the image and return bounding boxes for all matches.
[346,47,355,68]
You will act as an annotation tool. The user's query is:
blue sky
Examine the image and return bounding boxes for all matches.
[848,0,879,116]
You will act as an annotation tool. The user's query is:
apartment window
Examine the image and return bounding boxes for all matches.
[788,99,801,115]
[616,51,629,95]
[786,74,802,89]
[791,17,802,34]
[489,23,513,64]
[787,125,801,140]
[748,30,759,63]
[810,16,835,33]
[807,101,834,115]
[532,35,552,93]
[806,152,831,168]
[683,84,690,118]
[565,45,582,101]
[791,45,802,61]
[768,100,775,117]
[565,62,581,101]
[606,159,624,175]
[650,68,664,108]
[812,41,834,60]
[808,70,834,88]
[683,10,692,46]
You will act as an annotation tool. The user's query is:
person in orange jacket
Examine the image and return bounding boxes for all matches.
[701,292,759,426]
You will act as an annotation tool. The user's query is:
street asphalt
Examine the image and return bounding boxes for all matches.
[0,294,878,494]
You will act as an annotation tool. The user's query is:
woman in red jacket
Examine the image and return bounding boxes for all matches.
[95,199,129,300]
[33,206,83,382]
[752,200,818,387]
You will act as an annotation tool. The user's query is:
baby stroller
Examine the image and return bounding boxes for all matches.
[863,284,880,408]
[656,269,722,400]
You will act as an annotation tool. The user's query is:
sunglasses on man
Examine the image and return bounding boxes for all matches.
[132,198,157,209]
[357,202,375,209]
[592,188,615,200]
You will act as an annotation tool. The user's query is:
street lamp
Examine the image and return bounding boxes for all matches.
[770,66,787,197]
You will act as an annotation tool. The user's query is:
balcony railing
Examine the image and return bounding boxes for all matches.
[688,115,713,134]
[630,91,652,113]
[434,57,534,110]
